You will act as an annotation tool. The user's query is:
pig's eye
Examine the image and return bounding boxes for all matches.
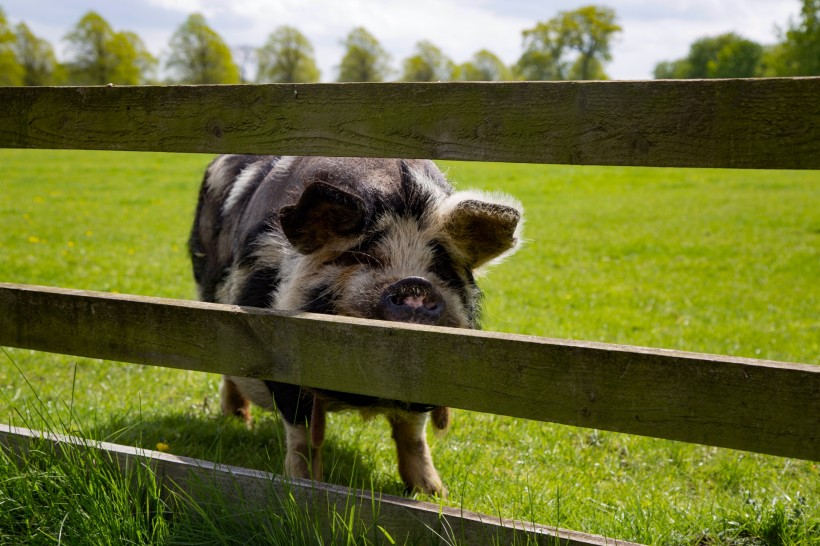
[428,241,466,291]
[328,250,383,268]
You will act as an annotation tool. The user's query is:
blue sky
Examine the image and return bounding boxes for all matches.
[3,0,802,80]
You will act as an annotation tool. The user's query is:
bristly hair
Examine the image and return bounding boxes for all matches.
[369,160,449,228]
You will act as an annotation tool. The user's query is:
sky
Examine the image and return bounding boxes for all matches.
[2,0,803,80]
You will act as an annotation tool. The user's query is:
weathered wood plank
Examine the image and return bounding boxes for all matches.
[0,79,818,169]
[0,424,642,546]
[1,283,818,461]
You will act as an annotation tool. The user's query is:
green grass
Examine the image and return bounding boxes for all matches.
[1,149,818,545]
[0,391,172,545]
[0,356,398,546]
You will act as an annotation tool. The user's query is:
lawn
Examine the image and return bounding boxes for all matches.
[1,148,818,545]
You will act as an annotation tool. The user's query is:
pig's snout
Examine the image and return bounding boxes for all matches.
[381,277,445,325]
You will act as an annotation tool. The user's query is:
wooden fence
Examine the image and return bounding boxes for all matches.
[1,79,819,545]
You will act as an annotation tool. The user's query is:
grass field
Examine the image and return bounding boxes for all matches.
[1,148,818,545]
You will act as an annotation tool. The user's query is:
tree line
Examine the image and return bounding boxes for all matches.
[654,0,819,78]
[1,1,818,86]
[0,5,621,85]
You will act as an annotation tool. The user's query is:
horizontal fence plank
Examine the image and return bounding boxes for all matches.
[0,79,818,169]
[0,424,638,546]
[0,282,818,461]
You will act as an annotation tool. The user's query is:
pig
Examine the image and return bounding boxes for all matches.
[189,155,522,496]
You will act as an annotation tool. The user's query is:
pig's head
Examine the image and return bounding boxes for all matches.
[273,161,522,329]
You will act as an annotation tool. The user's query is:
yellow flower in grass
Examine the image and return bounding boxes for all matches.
[156,442,170,452]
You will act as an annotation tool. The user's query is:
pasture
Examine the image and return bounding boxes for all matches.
[0,148,818,544]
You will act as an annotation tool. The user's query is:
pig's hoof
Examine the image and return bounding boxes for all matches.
[406,476,447,498]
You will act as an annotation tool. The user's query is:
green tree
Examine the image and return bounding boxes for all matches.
[457,49,511,81]
[653,59,689,79]
[516,17,571,80]
[709,37,763,77]
[0,7,23,86]
[758,43,788,77]
[401,40,455,81]
[516,5,620,81]
[562,5,621,80]
[770,0,820,76]
[111,31,156,84]
[14,22,63,85]
[63,11,156,85]
[63,12,114,84]
[654,33,763,79]
[337,27,392,82]
[257,26,320,83]
[568,55,608,80]
[166,13,240,84]
[688,34,761,78]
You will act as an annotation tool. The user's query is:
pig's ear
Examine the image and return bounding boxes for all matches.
[444,194,523,269]
[279,181,367,254]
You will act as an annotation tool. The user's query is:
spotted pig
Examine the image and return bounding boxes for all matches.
[189,155,523,495]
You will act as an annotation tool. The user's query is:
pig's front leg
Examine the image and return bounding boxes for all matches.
[283,420,323,481]
[390,412,445,496]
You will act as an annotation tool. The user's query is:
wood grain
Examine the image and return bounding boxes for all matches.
[0,79,818,169]
[1,283,817,461]
[0,424,643,546]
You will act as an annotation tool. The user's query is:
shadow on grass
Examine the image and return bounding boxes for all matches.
[0,349,410,502]
[88,411,406,497]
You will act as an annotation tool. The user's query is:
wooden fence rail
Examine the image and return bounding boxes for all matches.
[2,283,817,462]
[1,79,819,169]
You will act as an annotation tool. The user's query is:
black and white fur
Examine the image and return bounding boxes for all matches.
[189,155,522,495]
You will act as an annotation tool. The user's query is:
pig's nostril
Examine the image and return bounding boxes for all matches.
[397,295,431,309]
[381,277,445,324]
